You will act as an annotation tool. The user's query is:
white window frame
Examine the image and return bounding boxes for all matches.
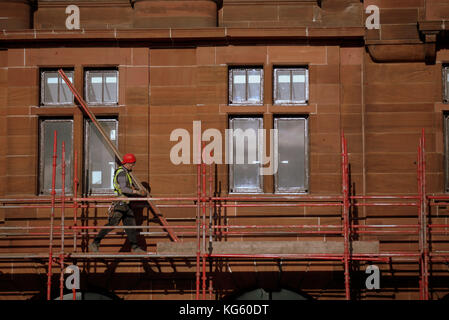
[228,67,264,105]
[39,119,74,195]
[229,117,264,193]
[274,117,309,194]
[443,65,449,104]
[40,69,74,106]
[84,69,119,106]
[84,118,119,195]
[273,67,309,105]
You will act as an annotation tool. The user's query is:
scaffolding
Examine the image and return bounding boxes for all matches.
[0,71,448,300]
[1,127,448,300]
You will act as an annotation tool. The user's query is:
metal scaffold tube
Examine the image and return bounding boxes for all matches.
[47,131,57,300]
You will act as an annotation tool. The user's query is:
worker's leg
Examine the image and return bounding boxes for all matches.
[122,206,139,248]
[93,210,123,244]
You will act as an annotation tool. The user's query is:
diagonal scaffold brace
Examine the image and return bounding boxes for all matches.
[58,69,179,242]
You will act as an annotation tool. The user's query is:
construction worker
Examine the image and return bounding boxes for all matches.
[89,153,147,253]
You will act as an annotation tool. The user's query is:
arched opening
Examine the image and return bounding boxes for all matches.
[226,287,313,300]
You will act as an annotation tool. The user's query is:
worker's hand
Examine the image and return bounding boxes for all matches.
[136,189,147,197]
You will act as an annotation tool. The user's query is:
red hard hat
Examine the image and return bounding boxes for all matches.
[122,153,136,164]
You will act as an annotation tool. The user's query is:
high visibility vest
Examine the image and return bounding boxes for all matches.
[113,166,133,197]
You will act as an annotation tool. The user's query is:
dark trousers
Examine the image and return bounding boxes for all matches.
[93,202,138,248]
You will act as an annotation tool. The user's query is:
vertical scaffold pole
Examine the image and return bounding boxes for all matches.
[422,129,429,300]
[73,151,78,253]
[47,131,57,300]
[208,161,214,300]
[196,138,201,300]
[342,131,351,300]
[202,142,207,300]
[59,142,66,300]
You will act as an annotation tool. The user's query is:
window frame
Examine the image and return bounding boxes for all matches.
[40,69,75,107]
[84,118,119,195]
[39,118,74,195]
[228,67,264,106]
[274,116,309,194]
[84,69,119,106]
[273,67,309,105]
[228,116,264,193]
[443,65,449,104]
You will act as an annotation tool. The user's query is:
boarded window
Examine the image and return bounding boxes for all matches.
[85,70,118,105]
[41,70,74,106]
[444,66,449,103]
[274,117,308,193]
[40,119,73,194]
[85,119,118,194]
[229,67,263,105]
[229,117,263,193]
[273,67,308,105]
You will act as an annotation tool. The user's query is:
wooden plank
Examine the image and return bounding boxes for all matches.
[157,241,380,255]
[58,69,179,242]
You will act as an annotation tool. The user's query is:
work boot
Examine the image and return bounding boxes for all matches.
[89,241,100,253]
[131,246,146,253]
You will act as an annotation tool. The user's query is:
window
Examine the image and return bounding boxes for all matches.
[273,67,308,105]
[40,69,74,106]
[85,69,118,105]
[274,117,308,193]
[229,67,263,105]
[229,117,263,193]
[39,119,73,194]
[85,119,118,194]
[444,65,449,103]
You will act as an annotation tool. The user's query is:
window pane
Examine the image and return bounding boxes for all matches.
[86,72,103,103]
[43,72,59,104]
[232,70,246,103]
[276,70,291,101]
[247,69,262,103]
[104,72,118,103]
[41,120,73,194]
[292,69,307,102]
[86,119,118,194]
[59,72,74,104]
[275,118,307,192]
[445,67,449,102]
[230,117,262,193]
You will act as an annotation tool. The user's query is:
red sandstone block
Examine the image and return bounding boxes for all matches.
[365,63,440,84]
[310,84,340,104]
[7,68,37,87]
[222,4,277,22]
[380,8,418,24]
[364,0,424,9]
[380,24,420,40]
[365,132,435,153]
[150,66,196,87]
[196,46,215,65]
[150,49,196,67]
[341,85,362,105]
[216,45,267,65]
[365,83,438,104]
[426,0,449,20]
[365,112,434,133]
[7,49,25,67]
[123,67,149,87]
[309,65,339,84]
[268,46,327,65]
[366,173,417,194]
[340,65,362,84]
[340,47,363,65]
